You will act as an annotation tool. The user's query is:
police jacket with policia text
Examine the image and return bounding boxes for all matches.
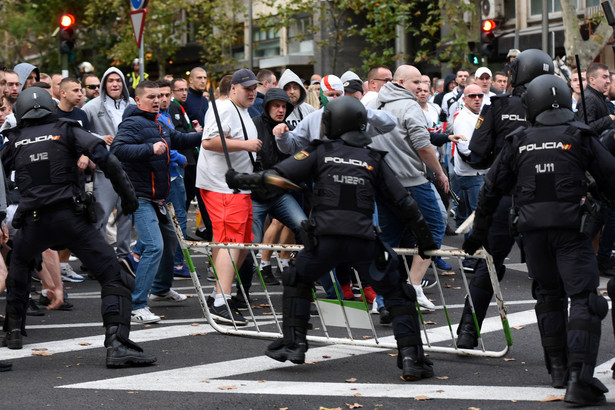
[273,139,412,240]
[467,89,527,170]
[110,105,201,200]
[1,118,110,212]
[474,121,615,233]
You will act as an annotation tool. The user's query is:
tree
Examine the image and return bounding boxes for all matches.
[560,0,612,68]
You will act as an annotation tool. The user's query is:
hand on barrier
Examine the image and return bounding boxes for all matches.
[462,233,486,256]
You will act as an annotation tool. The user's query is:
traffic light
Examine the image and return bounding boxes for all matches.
[59,13,75,55]
[481,19,497,56]
[467,41,480,65]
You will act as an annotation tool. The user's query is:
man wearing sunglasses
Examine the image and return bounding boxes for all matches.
[451,84,488,231]
[82,73,101,103]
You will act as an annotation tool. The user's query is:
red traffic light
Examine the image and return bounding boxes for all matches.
[482,19,496,32]
[60,14,75,28]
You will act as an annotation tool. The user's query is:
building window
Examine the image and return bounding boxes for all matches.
[504,0,516,19]
[287,14,314,55]
[253,25,280,58]
[231,24,245,60]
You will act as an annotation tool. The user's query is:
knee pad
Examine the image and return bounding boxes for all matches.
[588,292,609,320]
[282,264,297,287]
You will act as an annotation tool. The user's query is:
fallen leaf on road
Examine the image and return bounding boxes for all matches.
[190,333,207,336]
[436,376,449,380]
[191,323,200,326]
[512,326,524,330]
[453,286,462,289]
[540,395,564,402]
[442,271,455,276]
[322,355,331,359]
[218,385,237,390]
[258,380,267,383]
[345,378,357,383]
[424,321,437,325]
[345,403,362,409]
[32,352,53,356]
[78,342,91,346]
[353,393,361,397]
[32,348,48,351]
[200,380,210,383]
[305,360,320,364]
[503,358,515,362]
[414,395,431,400]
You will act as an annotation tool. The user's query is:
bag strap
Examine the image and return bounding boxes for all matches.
[230,100,257,169]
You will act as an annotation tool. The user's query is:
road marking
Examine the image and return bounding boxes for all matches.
[56,308,608,404]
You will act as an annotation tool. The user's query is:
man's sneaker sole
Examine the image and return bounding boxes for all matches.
[209,305,248,326]
[61,274,85,283]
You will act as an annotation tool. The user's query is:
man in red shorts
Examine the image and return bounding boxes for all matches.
[196,69,262,325]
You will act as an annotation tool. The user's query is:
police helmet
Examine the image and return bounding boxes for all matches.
[14,87,56,126]
[509,49,554,88]
[321,96,370,147]
[524,74,574,125]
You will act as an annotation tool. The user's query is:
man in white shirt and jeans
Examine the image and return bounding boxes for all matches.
[452,84,488,231]
[196,69,263,326]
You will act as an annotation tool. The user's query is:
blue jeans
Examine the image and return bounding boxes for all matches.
[132,199,177,310]
[167,174,188,265]
[377,182,445,248]
[455,174,484,237]
[251,193,306,243]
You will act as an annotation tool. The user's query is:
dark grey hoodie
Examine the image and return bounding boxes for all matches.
[14,63,40,93]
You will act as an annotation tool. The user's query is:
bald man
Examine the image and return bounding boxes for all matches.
[185,67,209,126]
[367,65,449,312]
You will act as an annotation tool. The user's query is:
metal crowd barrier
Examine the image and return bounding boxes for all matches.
[168,204,513,358]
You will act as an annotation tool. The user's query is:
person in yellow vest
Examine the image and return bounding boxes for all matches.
[125,58,149,98]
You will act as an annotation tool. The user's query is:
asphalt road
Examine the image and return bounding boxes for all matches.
[1,226,614,409]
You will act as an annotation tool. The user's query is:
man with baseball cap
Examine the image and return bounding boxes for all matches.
[196,68,263,326]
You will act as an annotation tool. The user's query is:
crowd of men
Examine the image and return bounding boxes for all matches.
[0,51,614,405]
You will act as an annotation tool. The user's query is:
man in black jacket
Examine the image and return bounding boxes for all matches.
[575,62,615,277]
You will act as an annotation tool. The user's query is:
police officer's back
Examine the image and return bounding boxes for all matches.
[464,75,615,406]
[228,96,438,381]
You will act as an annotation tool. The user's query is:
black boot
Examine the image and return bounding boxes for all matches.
[104,325,157,368]
[0,360,11,372]
[260,265,280,286]
[564,367,608,406]
[265,328,308,364]
[4,308,24,350]
[544,346,567,388]
[457,314,478,349]
[397,345,434,381]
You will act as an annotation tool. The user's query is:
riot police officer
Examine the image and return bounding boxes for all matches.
[455,49,554,350]
[464,75,615,406]
[2,87,156,368]
[227,96,438,381]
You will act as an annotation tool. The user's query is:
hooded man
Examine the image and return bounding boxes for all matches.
[13,63,40,93]
[82,67,136,265]
[277,68,316,130]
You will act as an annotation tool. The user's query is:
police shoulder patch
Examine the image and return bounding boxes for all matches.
[475,117,484,129]
[294,150,310,160]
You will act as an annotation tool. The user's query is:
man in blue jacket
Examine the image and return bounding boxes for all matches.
[111,80,202,324]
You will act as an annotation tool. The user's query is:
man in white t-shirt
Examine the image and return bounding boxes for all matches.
[196,69,263,326]
[452,84,487,230]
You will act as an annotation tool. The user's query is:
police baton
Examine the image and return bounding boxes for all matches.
[575,54,588,125]
[208,85,239,193]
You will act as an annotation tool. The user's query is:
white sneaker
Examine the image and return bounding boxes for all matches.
[131,307,161,324]
[61,265,85,282]
[370,301,379,315]
[413,285,436,309]
[149,289,187,303]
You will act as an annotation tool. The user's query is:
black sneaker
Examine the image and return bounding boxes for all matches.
[259,265,280,286]
[38,294,74,311]
[420,277,436,289]
[26,298,44,317]
[209,303,248,326]
[379,306,392,324]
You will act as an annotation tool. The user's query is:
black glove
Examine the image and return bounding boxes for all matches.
[225,169,264,190]
[417,235,437,260]
[120,191,139,215]
[462,231,488,256]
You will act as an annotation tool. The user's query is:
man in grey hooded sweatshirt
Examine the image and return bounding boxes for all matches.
[82,67,135,265]
[277,68,316,130]
[13,63,40,93]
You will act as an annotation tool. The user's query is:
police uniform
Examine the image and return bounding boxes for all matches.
[2,87,155,368]
[464,75,615,406]
[228,96,437,381]
[455,49,554,350]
